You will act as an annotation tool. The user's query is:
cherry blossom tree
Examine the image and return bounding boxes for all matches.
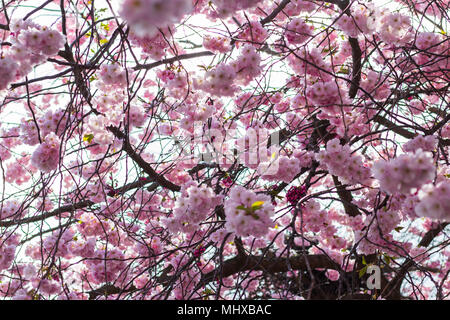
[0,0,449,300]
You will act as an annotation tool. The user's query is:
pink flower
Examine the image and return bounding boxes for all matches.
[372,149,435,195]
[120,0,193,37]
[415,181,450,221]
[285,18,313,45]
[224,185,274,238]
[31,132,61,172]
[203,35,231,53]
[0,56,19,90]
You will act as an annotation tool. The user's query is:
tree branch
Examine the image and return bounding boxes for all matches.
[108,126,181,192]
[200,254,339,286]
[260,0,291,25]
[382,222,449,299]
[133,51,215,71]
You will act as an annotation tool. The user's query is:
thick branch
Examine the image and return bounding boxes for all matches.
[200,254,339,285]
[133,51,214,71]
[0,200,93,228]
[348,36,362,98]
[332,176,361,217]
[0,178,156,228]
[108,126,181,192]
[87,284,137,300]
[260,0,291,25]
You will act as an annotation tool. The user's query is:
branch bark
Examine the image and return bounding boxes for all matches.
[200,253,340,286]
[108,126,181,192]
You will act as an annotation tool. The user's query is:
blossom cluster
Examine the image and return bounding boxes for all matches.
[128,28,171,60]
[415,32,442,51]
[403,135,438,153]
[5,154,33,185]
[306,81,340,105]
[372,149,436,195]
[203,35,231,53]
[76,213,109,237]
[126,105,147,128]
[199,63,238,97]
[98,64,128,88]
[163,182,222,234]
[211,0,262,18]
[178,101,215,130]
[0,20,65,90]
[292,149,314,168]
[85,248,127,284]
[30,132,61,172]
[316,138,371,185]
[85,109,125,146]
[412,32,450,77]
[0,57,19,91]
[335,5,375,37]
[120,0,192,37]
[443,123,450,139]
[285,18,313,45]
[0,234,19,271]
[198,44,261,96]
[306,81,348,115]
[20,109,68,146]
[354,210,404,255]
[415,181,450,221]
[40,228,77,259]
[288,47,330,79]
[284,0,317,16]
[224,186,274,238]
[16,24,64,57]
[360,70,390,100]
[377,13,413,46]
[230,45,262,85]
[261,156,301,183]
[237,21,268,45]
[295,200,349,253]
[0,200,26,221]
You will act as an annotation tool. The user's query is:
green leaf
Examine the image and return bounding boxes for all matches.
[339,67,349,74]
[394,226,403,232]
[362,256,367,265]
[384,254,391,265]
[251,201,265,210]
[250,213,260,220]
[101,22,109,31]
[203,288,213,295]
[359,265,368,278]
[83,133,94,144]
